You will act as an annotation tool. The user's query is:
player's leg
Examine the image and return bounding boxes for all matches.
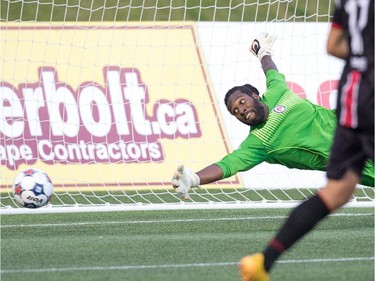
[239,127,368,281]
[239,167,360,281]
[239,190,331,281]
[266,127,368,268]
[318,169,359,210]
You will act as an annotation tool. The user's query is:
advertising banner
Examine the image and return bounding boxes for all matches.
[1,23,240,190]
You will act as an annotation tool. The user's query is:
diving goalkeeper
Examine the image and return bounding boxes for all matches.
[171,32,374,199]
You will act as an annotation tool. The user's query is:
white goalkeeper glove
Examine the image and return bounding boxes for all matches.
[250,32,277,61]
[171,165,200,200]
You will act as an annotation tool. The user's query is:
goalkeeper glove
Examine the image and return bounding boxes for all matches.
[171,165,200,200]
[250,32,277,61]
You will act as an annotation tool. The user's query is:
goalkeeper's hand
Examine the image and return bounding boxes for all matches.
[250,32,277,61]
[171,165,200,200]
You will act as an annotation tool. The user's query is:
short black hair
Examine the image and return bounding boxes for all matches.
[224,84,260,106]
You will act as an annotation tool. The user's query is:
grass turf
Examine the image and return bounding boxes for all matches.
[1,207,374,281]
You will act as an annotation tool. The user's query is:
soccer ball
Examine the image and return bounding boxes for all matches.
[13,168,53,208]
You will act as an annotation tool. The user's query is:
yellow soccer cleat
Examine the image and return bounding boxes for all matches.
[239,253,269,281]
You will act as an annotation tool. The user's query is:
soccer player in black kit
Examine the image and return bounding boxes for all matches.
[239,0,374,280]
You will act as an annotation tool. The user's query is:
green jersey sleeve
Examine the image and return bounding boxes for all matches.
[215,134,268,178]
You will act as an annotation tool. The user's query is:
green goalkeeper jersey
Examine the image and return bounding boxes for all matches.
[216,69,374,186]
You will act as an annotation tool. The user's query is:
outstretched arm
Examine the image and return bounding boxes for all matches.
[196,164,223,184]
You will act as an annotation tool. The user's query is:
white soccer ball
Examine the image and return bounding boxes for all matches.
[13,168,53,208]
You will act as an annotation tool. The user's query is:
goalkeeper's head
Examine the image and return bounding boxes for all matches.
[224,84,269,126]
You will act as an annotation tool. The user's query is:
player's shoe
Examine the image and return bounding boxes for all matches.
[239,253,269,281]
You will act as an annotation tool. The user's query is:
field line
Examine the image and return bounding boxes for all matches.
[1,257,374,274]
[0,212,373,228]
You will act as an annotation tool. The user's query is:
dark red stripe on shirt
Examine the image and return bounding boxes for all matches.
[340,70,361,128]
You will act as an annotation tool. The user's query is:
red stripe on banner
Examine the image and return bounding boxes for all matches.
[340,71,361,128]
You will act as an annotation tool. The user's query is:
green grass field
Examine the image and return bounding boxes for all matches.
[1,207,374,281]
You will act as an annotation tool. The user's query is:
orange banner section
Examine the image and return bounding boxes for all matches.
[0,22,241,190]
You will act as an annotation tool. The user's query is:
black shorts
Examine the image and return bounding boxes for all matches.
[336,68,374,131]
[327,67,374,182]
[326,125,374,181]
